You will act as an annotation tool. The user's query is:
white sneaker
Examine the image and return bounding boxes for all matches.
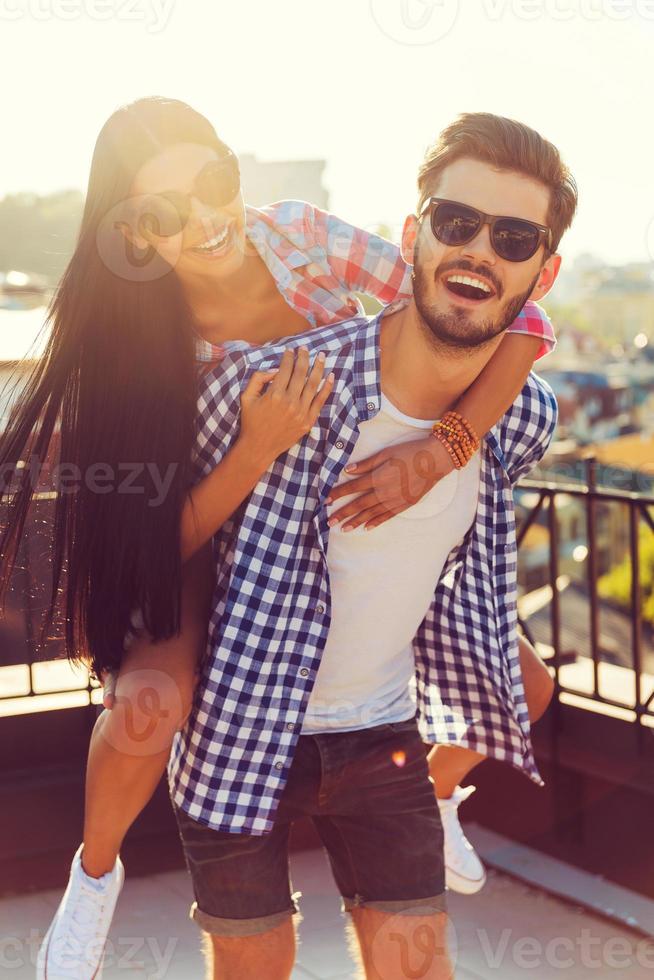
[36,843,124,979]
[437,785,487,895]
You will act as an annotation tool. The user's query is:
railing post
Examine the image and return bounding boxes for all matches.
[629,503,644,748]
[548,492,561,680]
[548,490,562,761]
[585,456,600,698]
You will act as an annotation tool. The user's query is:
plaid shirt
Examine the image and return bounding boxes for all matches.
[168,308,558,835]
[193,200,556,366]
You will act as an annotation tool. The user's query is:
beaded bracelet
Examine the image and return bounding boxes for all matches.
[431,410,480,470]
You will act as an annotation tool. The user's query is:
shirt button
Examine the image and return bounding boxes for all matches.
[274,761,283,770]
[335,440,344,450]
[300,668,310,677]
[367,402,377,411]
[286,722,295,731]
[316,603,325,615]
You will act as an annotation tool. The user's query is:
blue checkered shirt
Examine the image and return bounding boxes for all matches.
[168,310,558,834]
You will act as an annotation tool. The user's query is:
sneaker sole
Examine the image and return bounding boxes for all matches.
[445,866,487,895]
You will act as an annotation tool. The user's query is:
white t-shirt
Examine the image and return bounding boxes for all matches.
[301,392,482,734]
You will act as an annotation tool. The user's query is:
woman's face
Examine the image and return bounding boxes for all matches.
[127,142,248,282]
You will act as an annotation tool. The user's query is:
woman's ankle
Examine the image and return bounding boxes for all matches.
[80,842,120,879]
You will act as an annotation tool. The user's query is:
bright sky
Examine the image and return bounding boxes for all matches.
[1,0,653,266]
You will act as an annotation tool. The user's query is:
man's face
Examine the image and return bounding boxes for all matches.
[407,157,560,350]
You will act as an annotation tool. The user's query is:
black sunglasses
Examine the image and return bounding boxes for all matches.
[122,151,241,239]
[421,197,552,262]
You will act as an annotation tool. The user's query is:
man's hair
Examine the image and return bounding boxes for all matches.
[417,112,578,253]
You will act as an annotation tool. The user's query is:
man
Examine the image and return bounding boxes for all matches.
[168,113,576,980]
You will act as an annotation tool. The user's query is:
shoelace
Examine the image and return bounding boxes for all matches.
[55,880,108,971]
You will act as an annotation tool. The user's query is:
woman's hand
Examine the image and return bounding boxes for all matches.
[326,435,455,531]
[239,347,334,469]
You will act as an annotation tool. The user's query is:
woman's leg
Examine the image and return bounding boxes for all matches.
[81,541,214,877]
[427,633,554,799]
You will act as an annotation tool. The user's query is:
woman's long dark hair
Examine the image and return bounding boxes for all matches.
[0,97,227,679]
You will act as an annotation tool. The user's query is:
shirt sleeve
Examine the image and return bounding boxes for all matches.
[308,205,413,305]
[505,300,556,361]
[191,360,244,487]
[503,375,559,486]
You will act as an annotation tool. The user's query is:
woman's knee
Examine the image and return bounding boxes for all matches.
[97,662,198,756]
[518,634,555,723]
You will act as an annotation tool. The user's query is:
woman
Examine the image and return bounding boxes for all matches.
[0,97,554,978]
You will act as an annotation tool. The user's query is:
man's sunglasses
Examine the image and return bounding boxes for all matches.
[123,151,241,239]
[421,197,552,262]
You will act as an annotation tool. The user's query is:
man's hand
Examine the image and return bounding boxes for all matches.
[326,435,455,531]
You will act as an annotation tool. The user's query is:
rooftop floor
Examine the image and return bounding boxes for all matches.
[2,843,653,979]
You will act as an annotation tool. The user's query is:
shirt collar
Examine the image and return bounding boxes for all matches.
[353,310,384,422]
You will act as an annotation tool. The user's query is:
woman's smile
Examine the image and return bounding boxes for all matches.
[187,219,238,259]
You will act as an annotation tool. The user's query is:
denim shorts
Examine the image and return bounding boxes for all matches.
[171,714,446,936]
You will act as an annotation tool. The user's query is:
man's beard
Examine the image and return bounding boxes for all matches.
[412,257,540,353]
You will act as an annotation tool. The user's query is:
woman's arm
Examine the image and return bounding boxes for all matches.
[181,348,334,562]
[455,333,542,437]
[310,206,412,305]
[326,333,542,531]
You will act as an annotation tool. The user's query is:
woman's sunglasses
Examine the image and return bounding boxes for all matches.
[421,197,552,262]
[123,151,241,239]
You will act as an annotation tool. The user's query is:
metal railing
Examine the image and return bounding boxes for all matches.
[0,490,99,714]
[518,457,654,739]
[2,462,654,729]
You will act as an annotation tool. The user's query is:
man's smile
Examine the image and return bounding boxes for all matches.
[439,268,499,305]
